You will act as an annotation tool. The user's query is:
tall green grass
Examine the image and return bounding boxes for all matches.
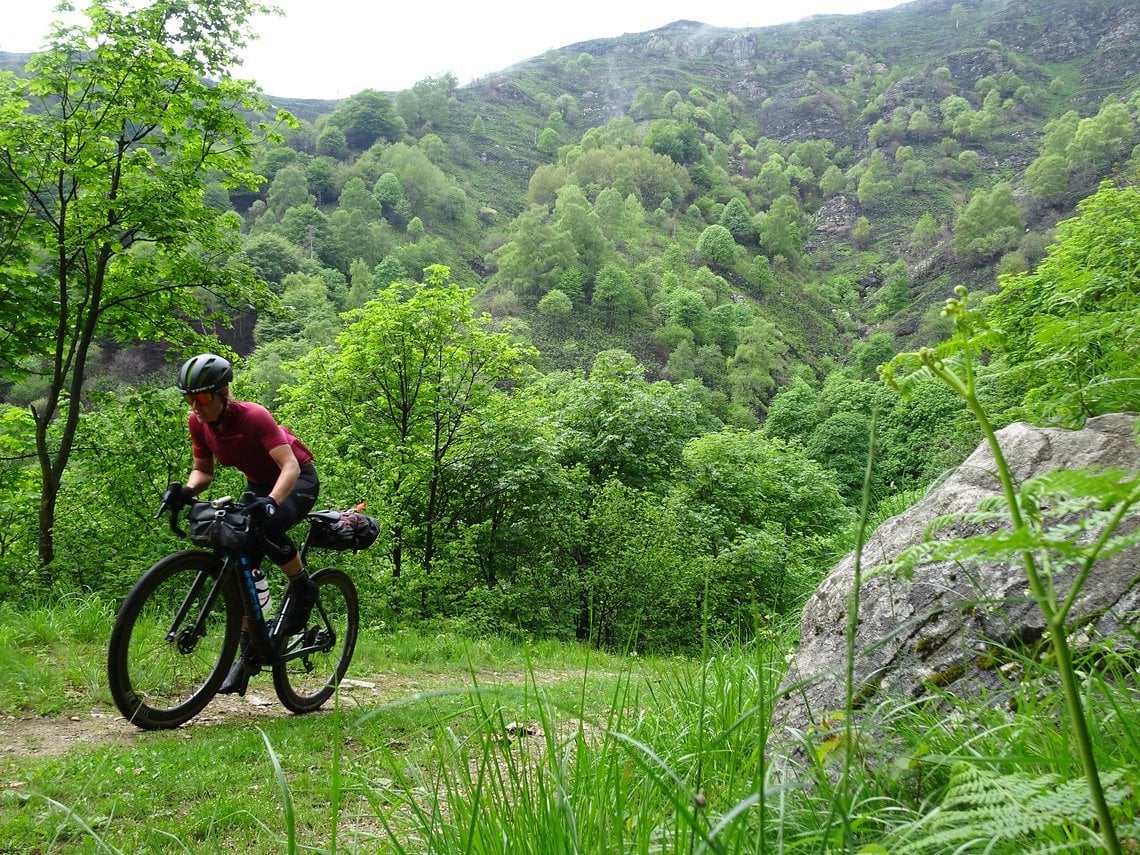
[0,597,1137,852]
[345,636,787,853]
[0,594,115,715]
[336,632,1137,852]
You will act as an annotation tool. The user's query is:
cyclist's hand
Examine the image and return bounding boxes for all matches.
[163,482,196,510]
[247,496,277,521]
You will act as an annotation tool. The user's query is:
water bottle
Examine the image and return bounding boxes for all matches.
[251,567,272,616]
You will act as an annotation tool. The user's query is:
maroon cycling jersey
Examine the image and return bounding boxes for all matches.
[189,400,314,486]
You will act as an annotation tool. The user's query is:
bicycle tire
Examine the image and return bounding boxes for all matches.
[272,567,359,714]
[108,550,242,730]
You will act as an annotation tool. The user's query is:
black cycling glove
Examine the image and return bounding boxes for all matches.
[163,482,197,509]
[246,496,277,521]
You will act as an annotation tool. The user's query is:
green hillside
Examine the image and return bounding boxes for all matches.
[222,0,1139,383]
[0,0,1136,624]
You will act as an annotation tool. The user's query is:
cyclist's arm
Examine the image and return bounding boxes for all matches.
[266,444,300,507]
[186,456,215,496]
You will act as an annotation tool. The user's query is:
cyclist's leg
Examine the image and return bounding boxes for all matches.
[220,467,319,691]
[252,463,319,572]
[273,567,359,714]
[254,466,320,635]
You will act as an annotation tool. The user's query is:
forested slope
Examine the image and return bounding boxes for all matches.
[0,0,1137,647]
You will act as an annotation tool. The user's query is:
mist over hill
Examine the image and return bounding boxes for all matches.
[254,0,1135,370]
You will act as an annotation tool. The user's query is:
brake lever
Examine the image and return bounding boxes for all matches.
[157,502,186,538]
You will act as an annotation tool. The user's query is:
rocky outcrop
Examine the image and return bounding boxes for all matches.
[989,0,1132,61]
[874,71,956,115]
[939,48,1014,89]
[771,413,1140,740]
[761,87,855,148]
[812,195,859,239]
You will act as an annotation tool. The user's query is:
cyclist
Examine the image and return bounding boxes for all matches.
[166,353,320,696]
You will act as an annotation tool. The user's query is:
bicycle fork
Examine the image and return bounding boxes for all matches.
[167,567,227,653]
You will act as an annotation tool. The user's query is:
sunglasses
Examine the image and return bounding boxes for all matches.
[185,391,215,406]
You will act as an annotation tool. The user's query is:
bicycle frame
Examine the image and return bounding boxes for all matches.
[111,493,361,728]
[168,500,327,668]
[230,549,332,668]
[162,548,337,676]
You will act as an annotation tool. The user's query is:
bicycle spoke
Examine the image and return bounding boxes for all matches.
[272,568,358,714]
[108,553,240,730]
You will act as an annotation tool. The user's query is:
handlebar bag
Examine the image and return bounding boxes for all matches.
[188,503,251,551]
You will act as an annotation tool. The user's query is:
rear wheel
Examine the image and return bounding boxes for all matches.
[272,567,359,713]
[108,551,241,730]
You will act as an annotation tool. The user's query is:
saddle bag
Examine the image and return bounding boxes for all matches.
[308,507,380,552]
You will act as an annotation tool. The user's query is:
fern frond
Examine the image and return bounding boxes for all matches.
[886,467,1139,585]
[1021,467,1139,511]
[924,508,1011,538]
[887,529,1058,579]
[887,763,1130,854]
[881,352,939,401]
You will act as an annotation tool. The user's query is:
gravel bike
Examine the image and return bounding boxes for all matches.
[108,492,361,730]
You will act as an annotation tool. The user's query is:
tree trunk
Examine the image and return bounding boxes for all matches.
[32,402,61,567]
[36,461,57,567]
[33,243,106,566]
[391,525,403,578]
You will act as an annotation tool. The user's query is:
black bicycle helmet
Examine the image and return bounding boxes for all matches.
[176,353,233,394]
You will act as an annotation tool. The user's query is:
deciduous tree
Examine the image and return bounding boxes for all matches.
[267,164,312,217]
[591,265,645,328]
[673,429,850,620]
[952,182,1024,261]
[282,266,537,578]
[0,0,278,565]
[719,197,758,244]
[544,350,714,492]
[758,195,803,265]
[697,224,736,267]
[327,89,404,150]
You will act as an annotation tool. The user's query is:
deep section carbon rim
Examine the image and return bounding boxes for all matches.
[108,551,240,729]
[273,567,359,713]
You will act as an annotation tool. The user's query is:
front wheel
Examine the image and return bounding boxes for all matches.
[107,551,242,730]
[273,568,359,714]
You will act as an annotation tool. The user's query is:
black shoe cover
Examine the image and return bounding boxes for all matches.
[218,632,253,696]
[278,574,319,637]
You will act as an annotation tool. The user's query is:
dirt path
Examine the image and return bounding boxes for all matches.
[0,668,586,762]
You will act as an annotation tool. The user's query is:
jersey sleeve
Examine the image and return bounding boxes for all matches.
[188,415,212,460]
[247,404,291,454]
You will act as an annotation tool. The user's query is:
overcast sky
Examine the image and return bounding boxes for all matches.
[5,0,903,99]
